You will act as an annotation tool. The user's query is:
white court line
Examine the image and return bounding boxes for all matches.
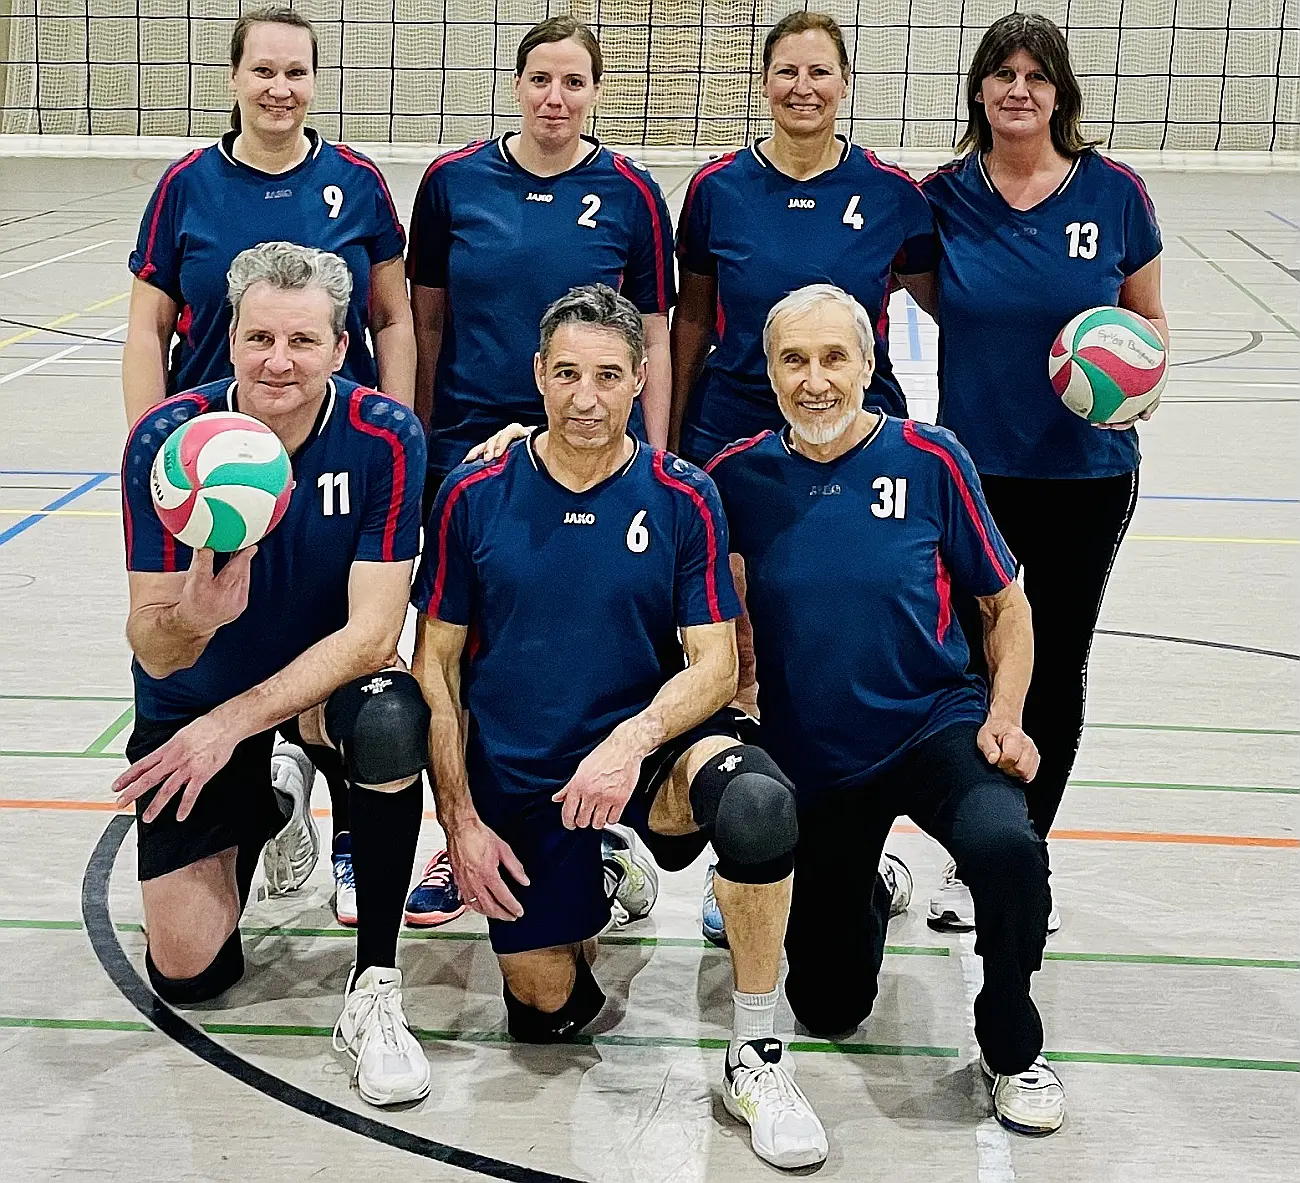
[0,323,127,386]
[959,934,1016,1182]
[0,239,122,281]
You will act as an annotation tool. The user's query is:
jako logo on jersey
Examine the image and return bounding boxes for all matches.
[564,511,596,525]
[361,676,393,695]
[264,188,293,200]
[527,192,555,203]
[788,198,816,209]
[809,483,842,496]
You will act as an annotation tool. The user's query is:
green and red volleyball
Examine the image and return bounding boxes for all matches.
[1049,306,1167,425]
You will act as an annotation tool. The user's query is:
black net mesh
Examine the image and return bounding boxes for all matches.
[3,0,1296,149]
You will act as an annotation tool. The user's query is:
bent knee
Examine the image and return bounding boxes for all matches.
[146,928,244,1005]
[957,823,1047,884]
[324,670,430,788]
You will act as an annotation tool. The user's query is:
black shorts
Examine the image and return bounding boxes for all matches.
[125,715,308,882]
[479,707,746,956]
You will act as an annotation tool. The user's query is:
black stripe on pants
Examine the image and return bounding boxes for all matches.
[783,723,1050,1076]
[956,470,1139,840]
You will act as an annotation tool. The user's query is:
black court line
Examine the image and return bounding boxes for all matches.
[1226,231,1300,283]
[1096,629,1300,663]
[0,316,125,343]
[1169,330,1264,367]
[83,815,583,1183]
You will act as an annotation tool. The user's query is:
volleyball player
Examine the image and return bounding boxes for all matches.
[404,15,675,925]
[122,6,415,922]
[114,243,431,1108]
[671,10,936,464]
[906,13,1168,933]
[412,285,828,1169]
[706,284,1064,1136]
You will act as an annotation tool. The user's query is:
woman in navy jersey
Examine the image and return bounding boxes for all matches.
[907,13,1169,933]
[122,5,413,426]
[122,6,415,925]
[407,16,676,499]
[671,10,937,464]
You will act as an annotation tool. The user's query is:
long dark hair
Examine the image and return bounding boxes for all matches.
[229,6,318,133]
[515,15,603,84]
[959,12,1099,157]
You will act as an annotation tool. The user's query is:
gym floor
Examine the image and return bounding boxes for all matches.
[0,154,1296,1182]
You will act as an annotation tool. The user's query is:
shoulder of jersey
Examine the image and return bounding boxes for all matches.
[443,446,516,495]
[331,141,389,184]
[607,150,665,191]
[419,138,493,183]
[1090,149,1155,205]
[702,430,778,475]
[344,383,424,442]
[855,146,925,193]
[155,145,209,196]
[918,155,966,192]
[128,384,221,451]
[898,416,965,456]
[684,150,742,197]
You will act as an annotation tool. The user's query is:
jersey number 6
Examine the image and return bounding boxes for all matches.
[870,476,908,519]
[626,509,649,553]
[323,185,344,219]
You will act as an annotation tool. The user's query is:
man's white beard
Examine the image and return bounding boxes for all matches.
[790,402,859,446]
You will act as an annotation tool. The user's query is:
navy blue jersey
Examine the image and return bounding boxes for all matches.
[706,418,1016,795]
[412,434,739,801]
[407,136,676,475]
[922,150,1162,479]
[676,140,937,461]
[123,377,425,722]
[130,131,406,394]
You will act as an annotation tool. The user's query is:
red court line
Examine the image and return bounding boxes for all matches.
[2,800,1296,848]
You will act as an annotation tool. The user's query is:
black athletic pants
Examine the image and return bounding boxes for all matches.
[957,470,1139,840]
[783,723,1051,1075]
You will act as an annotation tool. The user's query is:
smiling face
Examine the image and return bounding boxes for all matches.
[768,300,873,446]
[763,29,849,139]
[230,21,315,139]
[515,38,600,153]
[535,322,644,452]
[230,282,346,421]
[979,48,1057,145]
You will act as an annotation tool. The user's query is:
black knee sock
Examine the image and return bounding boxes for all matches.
[294,740,349,846]
[350,776,423,977]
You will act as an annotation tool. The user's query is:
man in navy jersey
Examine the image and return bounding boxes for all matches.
[706,284,1065,1137]
[113,242,433,1108]
[412,284,828,1170]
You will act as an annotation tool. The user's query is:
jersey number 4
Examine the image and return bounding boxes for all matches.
[842,195,864,231]
[318,471,351,516]
[1065,221,1098,259]
[870,476,908,519]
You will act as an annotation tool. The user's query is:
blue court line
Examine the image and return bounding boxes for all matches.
[0,469,113,477]
[0,473,114,546]
[1266,211,1300,231]
[1140,494,1300,504]
[905,294,922,361]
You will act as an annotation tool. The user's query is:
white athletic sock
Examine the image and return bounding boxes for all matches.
[728,987,779,1063]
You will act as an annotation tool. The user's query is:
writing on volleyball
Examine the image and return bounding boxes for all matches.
[1095,326,1162,367]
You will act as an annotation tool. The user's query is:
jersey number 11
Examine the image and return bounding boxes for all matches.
[318,471,351,516]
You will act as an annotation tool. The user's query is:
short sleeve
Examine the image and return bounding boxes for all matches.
[1119,169,1162,277]
[410,465,479,624]
[407,159,453,289]
[121,398,207,572]
[353,399,426,563]
[891,181,939,275]
[657,454,740,626]
[615,157,676,314]
[129,151,198,302]
[676,165,717,278]
[367,167,407,265]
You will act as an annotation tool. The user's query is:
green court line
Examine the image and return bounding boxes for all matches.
[83,704,135,755]
[1179,236,1300,337]
[0,750,124,760]
[1070,779,1298,795]
[1086,723,1300,737]
[0,694,133,702]
[3,1015,1294,1070]
[1045,951,1300,970]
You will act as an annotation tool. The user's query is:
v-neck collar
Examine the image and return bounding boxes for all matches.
[228,377,336,458]
[976,150,1081,215]
[778,412,887,467]
[525,428,640,494]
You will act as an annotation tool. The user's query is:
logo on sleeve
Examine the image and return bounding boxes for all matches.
[564,511,596,525]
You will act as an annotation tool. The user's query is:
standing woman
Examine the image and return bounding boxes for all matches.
[408,15,675,500]
[909,13,1168,932]
[122,5,415,924]
[671,10,937,464]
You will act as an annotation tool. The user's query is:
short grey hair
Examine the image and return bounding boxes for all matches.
[539,283,645,368]
[227,241,352,339]
[763,283,876,368]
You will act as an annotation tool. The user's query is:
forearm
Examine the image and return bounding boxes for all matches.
[730,557,757,702]
[981,590,1034,723]
[642,330,671,450]
[413,650,475,830]
[614,650,737,760]
[127,604,215,680]
[374,317,417,407]
[121,332,170,426]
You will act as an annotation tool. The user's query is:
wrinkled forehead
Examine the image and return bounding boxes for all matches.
[234,281,335,334]
[768,299,862,355]
[543,322,636,367]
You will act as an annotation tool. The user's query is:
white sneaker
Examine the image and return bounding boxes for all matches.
[601,822,659,925]
[333,965,430,1106]
[263,743,320,896]
[724,1038,828,1169]
[1047,902,1061,935]
[981,1054,1065,1135]
[927,858,975,931]
[880,852,913,918]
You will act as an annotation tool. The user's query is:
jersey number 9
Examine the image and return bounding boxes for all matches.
[323,185,344,219]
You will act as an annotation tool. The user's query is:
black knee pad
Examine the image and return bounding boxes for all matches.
[688,745,798,884]
[324,670,430,786]
[145,928,244,1005]
[503,956,606,1044]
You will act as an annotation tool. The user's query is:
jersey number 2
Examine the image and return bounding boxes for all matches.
[318,471,351,516]
[1065,221,1098,259]
[578,194,601,227]
[323,185,344,219]
[870,476,907,519]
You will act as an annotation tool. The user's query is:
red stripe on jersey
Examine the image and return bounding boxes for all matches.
[137,149,202,282]
[347,387,405,561]
[862,148,923,193]
[1098,154,1158,221]
[935,549,952,644]
[715,290,726,341]
[651,451,722,622]
[336,144,406,246]
[612,154,670,313]
[902,421,1012,586]
[919,159,963,190]
[677,152,737,255]
[877,273,896,344]
[407,139,490,279]
[429,454,509,617]
[703,430,772,474]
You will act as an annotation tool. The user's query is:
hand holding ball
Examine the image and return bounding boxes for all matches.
[150,412,293,551]
[1049,306,1166,426]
